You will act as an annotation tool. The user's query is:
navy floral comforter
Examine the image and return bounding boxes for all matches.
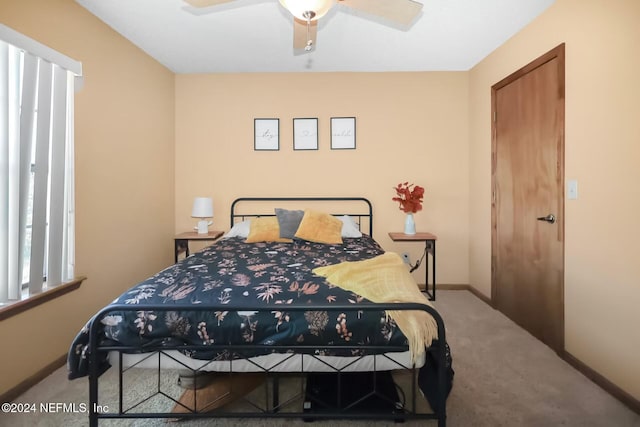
[68,236,413,379]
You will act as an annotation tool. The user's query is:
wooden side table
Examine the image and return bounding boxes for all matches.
[388,232,437,301]
[174,231,223,263]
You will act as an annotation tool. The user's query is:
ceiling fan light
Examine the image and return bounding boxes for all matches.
[279,0,336,21]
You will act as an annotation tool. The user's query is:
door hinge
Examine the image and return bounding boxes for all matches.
[493,111,497,122]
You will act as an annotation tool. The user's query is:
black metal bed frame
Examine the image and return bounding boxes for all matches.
[230,196,374,237]
[86,197,448,426]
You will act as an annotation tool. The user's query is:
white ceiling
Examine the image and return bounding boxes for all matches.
[75,0,555,74]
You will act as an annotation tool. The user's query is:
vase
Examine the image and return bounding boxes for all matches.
[404,213,416,235]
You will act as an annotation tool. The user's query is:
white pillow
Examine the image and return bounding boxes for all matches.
[339,215,362,238]
[224,217,362,239]
[222,220,251,239]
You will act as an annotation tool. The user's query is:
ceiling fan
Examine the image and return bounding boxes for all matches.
[183,0,423,52]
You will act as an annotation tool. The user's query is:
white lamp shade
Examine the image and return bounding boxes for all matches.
[191,197,213,218]
[279,0,336,21]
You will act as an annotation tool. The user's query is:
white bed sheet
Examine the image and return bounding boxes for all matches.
[109,350,424,373]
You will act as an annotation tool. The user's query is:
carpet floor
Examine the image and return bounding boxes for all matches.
[2,290,638,427]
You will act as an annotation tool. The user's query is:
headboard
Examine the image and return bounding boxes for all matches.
[230,197,374,237]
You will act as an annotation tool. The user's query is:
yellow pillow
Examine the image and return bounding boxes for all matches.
[294,210,343,244]
[245,216,292,243]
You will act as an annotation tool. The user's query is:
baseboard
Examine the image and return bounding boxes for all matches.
[436,284,469,291]
[563,352,640,415]
[0,354,67,403]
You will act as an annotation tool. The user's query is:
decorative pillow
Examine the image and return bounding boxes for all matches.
[246,216,292,243]
[294,210,343,244]
[339,215,363,238]
[222,220,251,239]
[275,208,305,239]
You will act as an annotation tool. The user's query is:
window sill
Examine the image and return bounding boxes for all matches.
[0,276,86,321]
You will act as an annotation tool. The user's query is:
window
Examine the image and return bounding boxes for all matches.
[1,25,81,304]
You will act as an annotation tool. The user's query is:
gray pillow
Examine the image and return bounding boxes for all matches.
[275,208,304,239]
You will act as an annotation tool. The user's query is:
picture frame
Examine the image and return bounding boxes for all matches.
[254,118,279,151]
[330,117,356,150]
[293,118,318,150]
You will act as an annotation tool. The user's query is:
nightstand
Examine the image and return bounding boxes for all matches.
[174,231,223,263]
[388,232,437,301]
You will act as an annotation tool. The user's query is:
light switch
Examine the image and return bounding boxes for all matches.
[567,180,578,200]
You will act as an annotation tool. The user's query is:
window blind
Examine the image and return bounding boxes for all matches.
[0,25,81,303]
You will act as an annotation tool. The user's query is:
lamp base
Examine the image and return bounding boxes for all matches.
[196,220,211,235]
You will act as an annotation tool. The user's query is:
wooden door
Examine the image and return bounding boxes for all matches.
[491,44,565,354]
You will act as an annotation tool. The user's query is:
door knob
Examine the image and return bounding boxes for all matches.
[536,214,556,224]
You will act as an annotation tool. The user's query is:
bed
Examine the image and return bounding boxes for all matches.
[67,197,453,426]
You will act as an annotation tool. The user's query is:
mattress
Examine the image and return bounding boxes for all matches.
[110,348,424,373]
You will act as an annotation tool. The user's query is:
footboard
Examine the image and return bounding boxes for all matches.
[87,302,449,427]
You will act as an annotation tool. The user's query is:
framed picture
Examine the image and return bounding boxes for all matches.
[254,118,279,151]
[330,117,356,149]
[293,118,318,150]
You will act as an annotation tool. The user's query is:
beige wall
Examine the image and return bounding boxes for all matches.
[3,0,637,407]
[469,0,640,399]
[0,0,175,396]
[174,72,470,286]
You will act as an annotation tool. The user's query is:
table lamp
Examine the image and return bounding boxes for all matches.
[191,197,213,234]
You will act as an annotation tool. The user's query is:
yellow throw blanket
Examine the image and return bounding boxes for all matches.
[313,252,438,364]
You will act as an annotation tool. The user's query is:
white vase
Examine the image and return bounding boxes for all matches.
[404,213,416,235]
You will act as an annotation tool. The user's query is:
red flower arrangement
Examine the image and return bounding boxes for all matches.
[392,182,425,213]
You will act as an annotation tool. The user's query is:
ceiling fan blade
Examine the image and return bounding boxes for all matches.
[339,0,423,27]
[293,18,318,51]
[183,0,236,8]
